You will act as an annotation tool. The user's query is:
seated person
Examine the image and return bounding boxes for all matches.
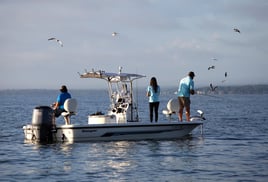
[52,85,71,117]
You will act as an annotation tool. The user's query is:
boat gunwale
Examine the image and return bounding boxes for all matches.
[56,121,203,130]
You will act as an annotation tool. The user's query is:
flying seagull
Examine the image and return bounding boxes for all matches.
[208,65,215,70]
[233,28,241,33]
[112,32,119,37]
[210,83,218,91]
[48,38,63,47]
[211,58,218,61]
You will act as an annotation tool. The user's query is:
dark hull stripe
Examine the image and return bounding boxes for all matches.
[101,129,179,137]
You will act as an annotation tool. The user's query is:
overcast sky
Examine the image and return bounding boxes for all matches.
[1,0,268,90]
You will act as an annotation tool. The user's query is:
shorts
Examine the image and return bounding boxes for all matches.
[178,97,191,109]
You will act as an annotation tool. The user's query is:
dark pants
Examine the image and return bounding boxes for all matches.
[54,108,65,117]
[149,102,159,122]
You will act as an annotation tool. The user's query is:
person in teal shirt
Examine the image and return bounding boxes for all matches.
[146,77,160,122]
[177,72,195,121]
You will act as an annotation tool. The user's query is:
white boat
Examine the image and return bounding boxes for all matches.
[23,67,204,143]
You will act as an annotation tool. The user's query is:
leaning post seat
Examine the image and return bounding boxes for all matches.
[61,98,78,124]
[162,98,179,119]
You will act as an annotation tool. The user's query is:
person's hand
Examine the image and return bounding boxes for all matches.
[51,102,56,108]
[190,90,195,95]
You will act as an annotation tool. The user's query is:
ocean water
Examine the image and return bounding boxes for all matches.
[0,89,268,182]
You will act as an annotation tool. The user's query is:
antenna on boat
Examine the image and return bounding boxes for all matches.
[134,69,140,121]
[119,66,122,74]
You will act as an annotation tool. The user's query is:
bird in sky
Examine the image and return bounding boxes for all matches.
[112,32,119,37]
[48,38,63,47]
[208,65,215,70]
[210,83,218,91]
[211,58,218,61]
[233,28,241,33]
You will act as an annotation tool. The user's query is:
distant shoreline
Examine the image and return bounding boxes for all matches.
[1,84,268,94]
[196,84,268,94]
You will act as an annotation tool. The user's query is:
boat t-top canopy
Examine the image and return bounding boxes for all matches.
[79,68,145,83]
[79,67,146,121]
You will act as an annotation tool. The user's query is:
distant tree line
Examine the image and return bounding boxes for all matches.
[197,84,268,94]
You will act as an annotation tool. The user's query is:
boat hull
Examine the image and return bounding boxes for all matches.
[23,121,203,143]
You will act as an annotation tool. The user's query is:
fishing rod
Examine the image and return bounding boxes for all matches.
[195,92,221,98]
[173,90,220,98]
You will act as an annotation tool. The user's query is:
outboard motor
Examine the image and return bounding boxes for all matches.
[31,106,54,143]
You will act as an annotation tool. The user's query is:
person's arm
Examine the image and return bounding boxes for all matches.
[190,80,195,95]
[146,87,151,97]
[53,95,61,109]
[55,102,59,109]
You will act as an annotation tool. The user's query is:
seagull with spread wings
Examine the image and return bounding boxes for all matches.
[208,65,215,70]
[112,32,119,37]
[233,28,241,33]
[48,38,63,47]
[210,83,218,91]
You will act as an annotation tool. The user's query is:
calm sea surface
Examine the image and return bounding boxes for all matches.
[0,89,268,182]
